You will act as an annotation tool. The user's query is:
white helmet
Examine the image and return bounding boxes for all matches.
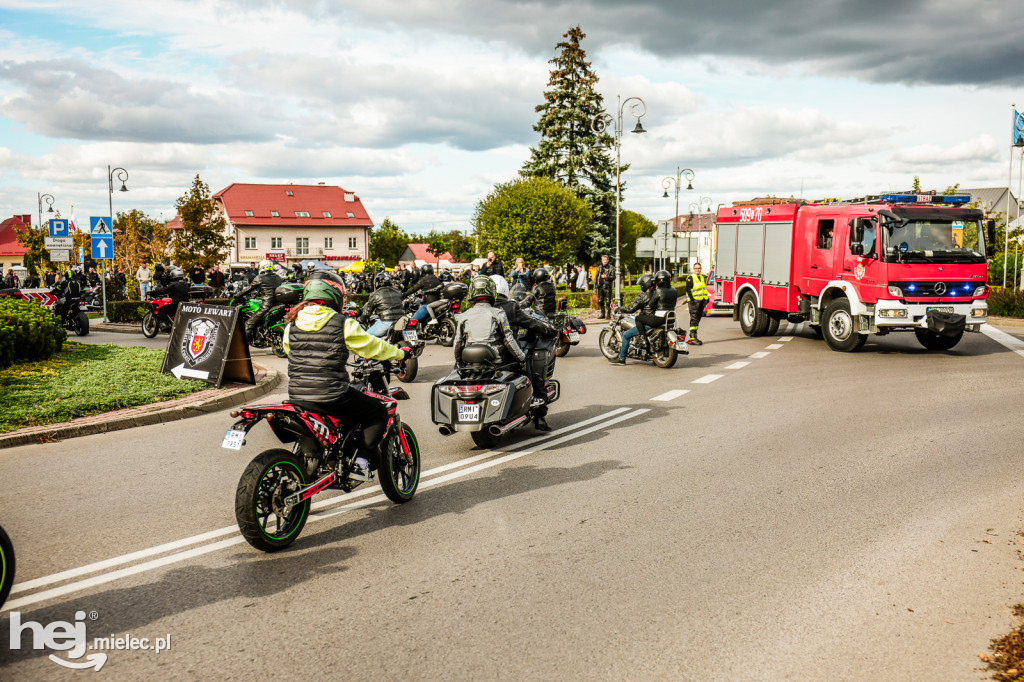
[489,274,510,300]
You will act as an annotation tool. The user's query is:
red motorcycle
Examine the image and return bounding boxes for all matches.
[141,296,178,337]
[223,357,421,552]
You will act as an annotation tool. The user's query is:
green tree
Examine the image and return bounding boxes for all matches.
[439,230,475,262]
[170,174,231,269]
[619,210,657,274]
[912,175,921,191]
[368,217,409,266]
[425,233,451,263]
[520,25,620,262]
[114,209,167,275]
[15,221,48,274]
[472,177,591,266]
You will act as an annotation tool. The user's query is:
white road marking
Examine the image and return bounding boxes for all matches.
[3,408,647,613]
[749,351,770,359]
[783,323,795,334]
[724,362,750,370]
[981,324,1024,359]
[692,374,723,384]
[765,344,784,350]
[650,389,690,401]
[778,336,794,342]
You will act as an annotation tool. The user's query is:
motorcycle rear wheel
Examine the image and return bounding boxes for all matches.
[555,337,570,357]
[0,524,14,609]
[395,356,418,383]
[74,311,90,336]
[141,312,159,338]
[598,327,619,360]
[235,449,310,552]
[270,328,287,358]
[378,425,420,503]
[471,429,500,450]
[436,318,457,347]
[652,344,678,369]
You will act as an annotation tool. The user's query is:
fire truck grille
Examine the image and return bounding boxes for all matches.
[890,281,976,298]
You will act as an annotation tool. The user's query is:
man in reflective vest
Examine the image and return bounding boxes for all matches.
[683,262,709,345]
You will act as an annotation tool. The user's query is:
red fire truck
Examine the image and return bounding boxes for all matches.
[713,193,995,352]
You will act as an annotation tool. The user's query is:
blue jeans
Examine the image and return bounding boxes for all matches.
[619,326,640,360]
[139,281,151,298]
[412,304,430,323]
[366,319,393,337]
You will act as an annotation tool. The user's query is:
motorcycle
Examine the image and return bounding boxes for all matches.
[141,295,177,338]
[223,357,420,552]
[0,524,13,608]
[56,298,90,336]
[402,282,466,348]
[598,309,689,368]
[229,296,289,358]
[552,298,586,357]
[432,332,560,450]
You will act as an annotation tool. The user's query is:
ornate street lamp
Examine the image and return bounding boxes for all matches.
[661,168,694,273]
[686,195,713,271]
[37,193,55,232]
[591,95,647,305]
[103,166,129,322]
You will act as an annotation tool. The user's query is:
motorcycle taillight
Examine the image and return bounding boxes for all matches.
[451,302,460,311]
[407,319,417,327]
[240,410,257,420]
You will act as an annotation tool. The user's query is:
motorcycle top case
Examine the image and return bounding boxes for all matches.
[442,282,468,300]
[274,283,303,305]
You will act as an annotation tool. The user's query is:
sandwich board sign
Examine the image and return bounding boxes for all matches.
[160,303,255,388]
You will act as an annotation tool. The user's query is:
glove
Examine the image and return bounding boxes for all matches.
[400,347,412,361]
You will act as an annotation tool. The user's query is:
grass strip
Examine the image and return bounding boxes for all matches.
[0,341,207,433]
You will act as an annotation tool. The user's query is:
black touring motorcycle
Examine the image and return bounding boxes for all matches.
[223,358,421,551]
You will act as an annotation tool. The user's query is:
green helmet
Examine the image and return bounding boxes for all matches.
[259,259,276,272]
[302,275,347,312]
[468,275,497,304]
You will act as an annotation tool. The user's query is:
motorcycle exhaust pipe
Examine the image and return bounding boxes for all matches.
[438,425,454,436]
[488,414,529,437]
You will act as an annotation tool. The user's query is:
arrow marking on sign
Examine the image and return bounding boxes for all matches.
[170,364,209,380]
[94,240,108,258]
[49,653,107,671]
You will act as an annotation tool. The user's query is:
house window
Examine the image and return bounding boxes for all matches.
[295,237,309,255]
[344,192,355,202]
[271,211,279,217]
[346,212,355,218]
[323,211,332,218]
[271,237,282,249]
[244,237,257,249]
[286,190,294,196]
[244,210,254,217]
[348,237,357,249]
[324,237,333,249]
[295,211,310,217]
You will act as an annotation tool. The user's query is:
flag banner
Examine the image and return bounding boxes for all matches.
[69,207,78,232]
[1014,110,1024,147]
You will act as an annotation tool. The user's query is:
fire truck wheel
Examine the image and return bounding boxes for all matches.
[766,317,781,336]
[914,329,963,351]
[738,292,769,337]
[822,299,866,352]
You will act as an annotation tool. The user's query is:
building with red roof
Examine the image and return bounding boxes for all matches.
[0,215,31,272]
[399,243,456,265]
[210,183,373,266]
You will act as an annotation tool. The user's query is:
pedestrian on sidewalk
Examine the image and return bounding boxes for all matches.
[137,262,152,298]
[595,254,615,318]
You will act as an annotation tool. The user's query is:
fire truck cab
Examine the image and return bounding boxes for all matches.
[713,193,995,352]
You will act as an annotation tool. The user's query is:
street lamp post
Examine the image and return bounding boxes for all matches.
[687,196,713,272]
[591,95,647,306]
[662,168,694,277]
[37,193,55,232]
[104,165,129,323]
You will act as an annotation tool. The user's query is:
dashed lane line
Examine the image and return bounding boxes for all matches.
[778,336,794,342]
[724,361,750,370]
[765,343,784,350]
[749,351,770,359]
[692,374,724,384]
[650,389,690,402]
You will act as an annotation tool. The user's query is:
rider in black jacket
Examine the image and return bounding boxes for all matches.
[50,268,83,321]
[360,273,406,337]
[150,266,191,315]
[237,260,283,339]
[609,272,677,364]
[402,264,444,325]
[530,267,557,317]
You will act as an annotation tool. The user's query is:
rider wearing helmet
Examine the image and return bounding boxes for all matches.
[283,273,409,482]
[609,272,664,365]
[453,275,525,368]
[50,267,84,321]
[238,260,283,341]
[402,263,444,325]
[530,267,557,317]
[491,275,558,431]
[150,265,191,314]
[360,272,406,337]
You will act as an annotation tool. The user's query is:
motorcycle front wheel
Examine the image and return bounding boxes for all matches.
[141,312,159,338]
[235,449,310,552]
[0,524,14,609]
[598,327,620,360]
[74,311,90,336]
[379,425,420,503]
[395,356,418,383]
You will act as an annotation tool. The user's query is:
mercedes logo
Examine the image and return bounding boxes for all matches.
[934,282,947,295]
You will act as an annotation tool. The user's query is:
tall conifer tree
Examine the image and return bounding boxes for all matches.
[521,26,622,262]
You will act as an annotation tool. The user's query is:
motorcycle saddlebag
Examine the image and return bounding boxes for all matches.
[926,310,966,338]
[442,282,468,300]
[275,283,303,306]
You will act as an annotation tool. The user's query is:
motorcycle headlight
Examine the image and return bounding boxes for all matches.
[887,285,903,297]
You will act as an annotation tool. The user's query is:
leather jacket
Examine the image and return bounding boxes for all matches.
[532,280,557,316]
[239,271,282,305]
[495,297,557,339]
[152,279,191,304]
[454,302,525,364]
[403,274,443,304]
[649,286,678,312]
[595,263,616,290]
[360,285,405,324]
[622,290,655,316]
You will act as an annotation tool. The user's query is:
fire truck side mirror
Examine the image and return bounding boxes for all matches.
[986,219,996,257]
[850,243,864,256]
[848,217,866,243]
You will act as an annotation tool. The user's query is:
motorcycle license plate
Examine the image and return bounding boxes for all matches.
[403,330,419,342]
[222,429,246,450]
[567,332,580,342]
[674,341,687,350]
[927,306,954,313]
[457,403,481,422]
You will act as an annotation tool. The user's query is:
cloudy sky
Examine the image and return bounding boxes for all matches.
[2,0,1023,236]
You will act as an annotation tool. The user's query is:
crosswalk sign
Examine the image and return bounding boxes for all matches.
[90,216,114,260]
[90,216,112,234]
[49,219,69,237]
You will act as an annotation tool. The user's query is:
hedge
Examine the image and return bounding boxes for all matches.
[0,297,66,369]
[988,288,1024,318]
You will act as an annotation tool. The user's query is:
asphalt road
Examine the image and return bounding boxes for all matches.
[1,316,1022,681]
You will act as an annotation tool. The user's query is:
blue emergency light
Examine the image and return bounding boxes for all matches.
[880,192,971,204]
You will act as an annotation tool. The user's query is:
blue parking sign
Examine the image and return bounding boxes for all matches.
[49,219,69,237]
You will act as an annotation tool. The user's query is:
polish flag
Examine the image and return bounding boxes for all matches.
[68,207,78,232]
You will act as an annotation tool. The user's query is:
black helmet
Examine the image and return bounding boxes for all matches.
[440,269,453,282]
[374,272,393,289]
[421,263,434,275]
[411,266,422,280]
[532,267,550,284]
[653,270,672,288]
[637,274,655,292]
[302,274,347,312]
[468,275,497,304]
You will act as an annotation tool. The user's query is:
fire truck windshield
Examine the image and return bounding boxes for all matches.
[882,218,986,264]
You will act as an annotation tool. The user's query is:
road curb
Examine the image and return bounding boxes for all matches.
[0,366,282,450]
[91,322,144,334]
[989,316,1024,329]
